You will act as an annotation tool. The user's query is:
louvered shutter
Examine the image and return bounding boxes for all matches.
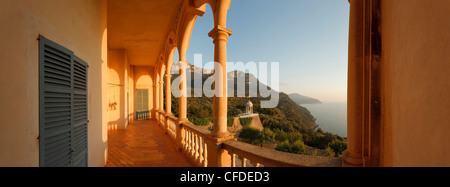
[72,56,88,167]
[39,35,88,167]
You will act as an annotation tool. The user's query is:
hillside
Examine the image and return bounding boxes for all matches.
[288,93,322,105]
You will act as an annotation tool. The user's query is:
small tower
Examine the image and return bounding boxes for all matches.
[246,100,253,114]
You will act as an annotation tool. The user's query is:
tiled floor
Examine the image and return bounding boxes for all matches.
[106,120,193,167]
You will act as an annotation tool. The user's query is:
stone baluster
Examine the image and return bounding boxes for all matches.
[195,134,200,161]
[203,142,208,167]
[190,132,195,157]
[199,136,204,165]
[231,153,236,167]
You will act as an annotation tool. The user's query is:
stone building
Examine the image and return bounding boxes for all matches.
[0,0,449,167]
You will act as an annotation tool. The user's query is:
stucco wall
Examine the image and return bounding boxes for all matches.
[0,0,108,167]
[381,0,450,166]
[108,49,129,130]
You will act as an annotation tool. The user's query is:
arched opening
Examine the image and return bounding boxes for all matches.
[184,5,215,125]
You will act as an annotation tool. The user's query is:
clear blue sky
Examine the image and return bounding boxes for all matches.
[176,0,350,102]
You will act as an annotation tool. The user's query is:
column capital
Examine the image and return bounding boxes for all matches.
[208,25,233,42]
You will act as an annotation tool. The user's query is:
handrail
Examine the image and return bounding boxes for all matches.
[167,114,178,122]
[181,122,210,137]
[222,140,342,167]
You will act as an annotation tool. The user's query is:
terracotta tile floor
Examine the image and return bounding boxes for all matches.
[106,120,193,167]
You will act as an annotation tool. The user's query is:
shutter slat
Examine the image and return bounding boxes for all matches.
[44,46,71,63]
[44,58,71,73]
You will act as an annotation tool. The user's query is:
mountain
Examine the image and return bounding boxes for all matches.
[288,93,322,105]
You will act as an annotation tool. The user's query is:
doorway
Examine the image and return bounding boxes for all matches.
[135,89,149,120]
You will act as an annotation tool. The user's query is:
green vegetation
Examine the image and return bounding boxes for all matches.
[239,117,253,127]
[188,117,212,126]
[227,117,234,127]
[323,147,336,157]
[275,140,306,155]
[238,126,261,144]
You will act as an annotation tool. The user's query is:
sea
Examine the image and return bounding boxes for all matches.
[302,102,347,137]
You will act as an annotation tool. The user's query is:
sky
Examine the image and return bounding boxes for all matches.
[175,0,350,102]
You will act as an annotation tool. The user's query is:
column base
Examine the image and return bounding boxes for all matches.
[342,150,364,167]
[177,118,189,124]
[208,132,234,143]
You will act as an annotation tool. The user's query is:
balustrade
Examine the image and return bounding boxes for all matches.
[135,111,149,120]
[180,122,209,167]
[159,115,341,167]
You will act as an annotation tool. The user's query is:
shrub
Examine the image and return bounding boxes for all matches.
[189,117,212,126]
[328,139,347,156]
[275,140,306,154]
[273,128,289,143]
[261,128,276,143]
[323,146,336,157]
[288,132,303,144]
[227,117,235,127]
[291,140,307,154]
[239,117,253,127]
[238,126,261,143]
[229,108,243,117]
[275,140,291,153]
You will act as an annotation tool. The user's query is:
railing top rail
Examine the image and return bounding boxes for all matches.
[181,122,211,137]
[167,114,178,121]
[222,140,342,167]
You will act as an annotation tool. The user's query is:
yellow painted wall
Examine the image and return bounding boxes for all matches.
[381,0,450,166]
[107,49,129,130]
[0,0,108,167]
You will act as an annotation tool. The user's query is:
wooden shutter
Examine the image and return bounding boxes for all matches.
[72,56,88,167]
[39,35,88,167]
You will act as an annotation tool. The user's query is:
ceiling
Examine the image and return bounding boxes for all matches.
[107,0,183,66]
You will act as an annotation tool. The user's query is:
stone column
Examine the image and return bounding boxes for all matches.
[152,85,157,118]
[208,26,233,139]
[159,80,164,113]
[178,61,188,122]
[343,0,364,167]
[165,74,172,115]
[155,76,160,117]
